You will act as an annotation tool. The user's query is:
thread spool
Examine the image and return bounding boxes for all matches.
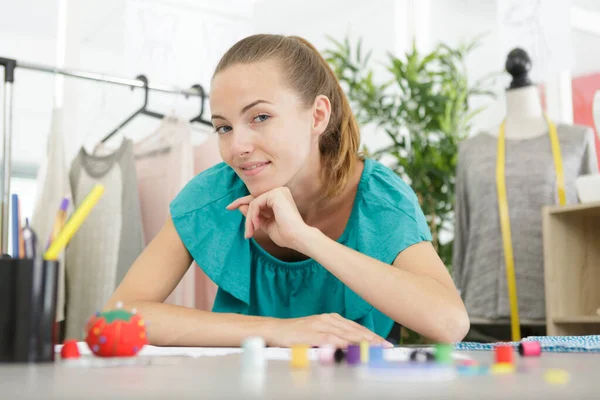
[290,344,309,368]
[318,344,335,364]
[369,345,384,364]
[241,336,266,369]
[494,344,514,364]
[518,341,541,357]
[334,348,345,363]
[346,345,361,365]
[360,340,369,363]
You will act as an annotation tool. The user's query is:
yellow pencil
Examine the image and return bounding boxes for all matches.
[44,184,105,260]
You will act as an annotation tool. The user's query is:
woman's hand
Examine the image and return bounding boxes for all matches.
[263,313,393,348]
[226,187,312,250]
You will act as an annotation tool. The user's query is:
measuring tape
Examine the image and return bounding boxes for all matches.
[496,114,565,342]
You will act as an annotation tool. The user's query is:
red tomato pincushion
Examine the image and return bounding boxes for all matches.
[85,307,148,357]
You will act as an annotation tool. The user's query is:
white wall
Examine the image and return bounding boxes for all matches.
[2,0,599,187]
[428,0,600,136]
[251,0,401,152]
[59,0,254,162]
[0,0,59,168]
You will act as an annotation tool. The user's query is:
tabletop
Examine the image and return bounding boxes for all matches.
[1,348,599,399]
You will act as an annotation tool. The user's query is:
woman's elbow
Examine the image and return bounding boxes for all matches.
[438,307,470,344]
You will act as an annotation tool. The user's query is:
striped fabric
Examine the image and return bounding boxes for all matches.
[455,336,600,353]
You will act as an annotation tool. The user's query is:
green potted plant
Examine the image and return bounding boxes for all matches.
[324,35,498,343]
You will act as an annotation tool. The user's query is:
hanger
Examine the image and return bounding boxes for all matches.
[101,75,165,144]
[188,84,213,127]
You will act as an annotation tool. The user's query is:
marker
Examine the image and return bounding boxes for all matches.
[22,218,37,259]
[44,184,105,261]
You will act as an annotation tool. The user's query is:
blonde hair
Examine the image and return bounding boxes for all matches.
[213,34,361,197]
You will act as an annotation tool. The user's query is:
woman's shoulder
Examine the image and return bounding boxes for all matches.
[360,158,422,219]
[354,158,432,263]
[170,162,247,217]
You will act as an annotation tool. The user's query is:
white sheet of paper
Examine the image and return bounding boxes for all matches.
[55,343,470,361]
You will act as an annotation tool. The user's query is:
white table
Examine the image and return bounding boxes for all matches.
[0,347,599,399]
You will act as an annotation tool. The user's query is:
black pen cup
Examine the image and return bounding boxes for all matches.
[0,258,59,363]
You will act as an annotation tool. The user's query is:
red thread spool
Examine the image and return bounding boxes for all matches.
[494,344,514,364]
[519,341,541,357]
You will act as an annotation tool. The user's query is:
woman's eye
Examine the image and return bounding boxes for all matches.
[253,114,270,123]
[215,125,232,135]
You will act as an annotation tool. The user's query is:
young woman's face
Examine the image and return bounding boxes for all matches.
[210,60,328,196]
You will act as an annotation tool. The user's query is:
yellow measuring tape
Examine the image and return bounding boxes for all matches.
[496,114,565,342]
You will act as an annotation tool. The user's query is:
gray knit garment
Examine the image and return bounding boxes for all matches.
[452,124,596,321]
[65,139,145,339]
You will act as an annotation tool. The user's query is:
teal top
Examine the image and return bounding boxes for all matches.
[170,158,432,339]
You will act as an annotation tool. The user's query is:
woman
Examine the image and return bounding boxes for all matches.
[106,34,469,348]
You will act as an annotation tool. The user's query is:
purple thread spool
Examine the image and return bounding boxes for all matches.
[347,345,361,365]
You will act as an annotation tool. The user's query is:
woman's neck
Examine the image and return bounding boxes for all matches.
[286,156,329,221]
[286,155,361,225]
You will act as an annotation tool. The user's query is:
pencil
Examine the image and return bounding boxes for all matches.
[44,184,105,261]
[46,196,70,250]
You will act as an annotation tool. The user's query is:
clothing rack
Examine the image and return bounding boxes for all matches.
[0,56,209,254]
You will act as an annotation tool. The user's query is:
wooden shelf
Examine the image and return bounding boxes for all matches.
[553,316,600,324]
[543,202,600,336]
[544,201,600,217]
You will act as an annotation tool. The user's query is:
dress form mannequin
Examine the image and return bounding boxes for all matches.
[491,48,547,140]
[491,48,598,173]
[452,48,599,337]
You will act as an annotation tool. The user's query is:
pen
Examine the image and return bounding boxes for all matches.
[44,184,105,261]
[11,194,19,258]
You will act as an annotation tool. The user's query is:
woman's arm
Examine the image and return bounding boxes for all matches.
[296,229,470,344]
[230,187,470,344]
[105,216,388,347]
[104,217,275,346]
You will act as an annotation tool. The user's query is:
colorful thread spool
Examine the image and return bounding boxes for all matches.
[60,339,81,359]
[334,348,345,364]
[434,343,454,365]
[494,344,514,365]
[369,345,384,364]
[241,336,266,369]
[346,345,361,365]
[411,349,435,363]
[318,344,336,365]
[360,341,369,363]
[518,341,541,357]
[290,345,309,368]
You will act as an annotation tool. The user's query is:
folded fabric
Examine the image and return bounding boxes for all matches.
[455,335,600,353]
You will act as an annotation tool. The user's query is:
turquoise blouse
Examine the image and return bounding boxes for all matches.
[170,158,432,339]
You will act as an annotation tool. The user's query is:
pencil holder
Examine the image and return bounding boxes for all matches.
[0,257,60,363]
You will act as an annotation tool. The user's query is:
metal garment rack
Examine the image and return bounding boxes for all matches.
[0,57,207,254]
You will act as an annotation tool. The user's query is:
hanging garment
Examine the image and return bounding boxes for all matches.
[65,138,145,339]
[134,115,196,308]
[192,130,221,311]
[30,107,74,322]
[452,124,596,321]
